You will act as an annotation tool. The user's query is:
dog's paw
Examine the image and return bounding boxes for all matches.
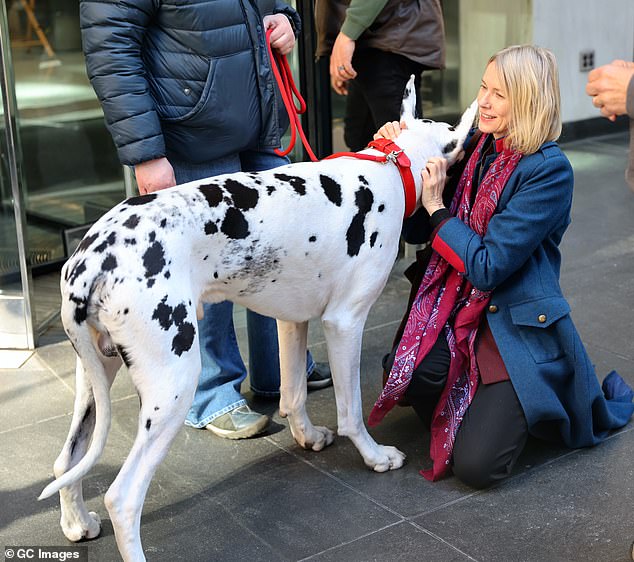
[367,445,406,472]
[61,511,102,542]
[296,425,335,451]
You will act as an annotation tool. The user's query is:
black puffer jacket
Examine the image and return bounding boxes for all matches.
[80,0,300,166]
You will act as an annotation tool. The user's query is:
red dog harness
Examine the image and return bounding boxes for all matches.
[324,139,417,219]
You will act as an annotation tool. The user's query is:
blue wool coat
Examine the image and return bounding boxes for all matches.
[423,136,633,447]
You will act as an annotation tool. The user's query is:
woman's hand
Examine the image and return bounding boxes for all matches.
[373,121,407,141]
[421,157,448,214]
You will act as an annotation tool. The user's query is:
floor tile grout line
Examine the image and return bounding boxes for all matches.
[32,352,76,396]
[408,521,481,562]
[264,436,407,519]
[295,520,404,562]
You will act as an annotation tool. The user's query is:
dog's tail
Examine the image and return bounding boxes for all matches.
[38,302,112,500]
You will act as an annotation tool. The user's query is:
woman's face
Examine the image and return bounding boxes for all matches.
[477,61,511,139]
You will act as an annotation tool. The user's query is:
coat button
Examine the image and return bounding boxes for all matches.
[538,314,547,323]
[488,305,498,313]
[183,88,191,96]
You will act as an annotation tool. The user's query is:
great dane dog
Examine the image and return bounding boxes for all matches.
[39,78,477,561]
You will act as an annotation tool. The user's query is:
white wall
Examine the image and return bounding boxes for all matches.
[459,0,532,107]
[533,0,634,123]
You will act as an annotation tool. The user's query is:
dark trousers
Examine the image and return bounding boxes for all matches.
[391,335,529,489]
[344,48,426,151]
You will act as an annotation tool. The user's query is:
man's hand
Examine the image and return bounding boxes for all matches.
[134,157,176,195]
[330,32,357,95]
[586,59,634,121]
[263,14,296,56]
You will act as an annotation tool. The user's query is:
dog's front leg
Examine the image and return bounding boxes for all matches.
[278,320,334,451]
[322,312,405,472]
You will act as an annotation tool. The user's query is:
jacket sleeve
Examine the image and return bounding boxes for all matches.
[341,0,389,40]
[274,1,302,36]
[80,0,165,166]
[431,152,574,291]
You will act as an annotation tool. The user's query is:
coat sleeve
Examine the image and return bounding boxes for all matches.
[80,0,165,166]
[431,152,574,291]
[274,1,302,36]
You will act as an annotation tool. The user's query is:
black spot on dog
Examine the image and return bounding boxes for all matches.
[143,241,166,278]
[422,119,433,124]
[164,270,171,279]
[146,418,152,431]
[124,308,129,314]
[68,260,87,286]
[124,238,137,246]
[149,231,156,243]
[442,139,458,155]
[151,298,195,355]
[378,204,385,212]
[160,218,167,228]
[199,184,224,207]
[448,125,456,131]
[94,232,117,253]
[126,193,157,206]
[275,173,306,195]
[101,254,117,271]
[154,406,160,411]
[370,231,378,247]
[69,294,88,324]
[319,175,342,206]
[147,279,156,288]
[309,236,317,242]
[224,178,259,210]
[267,186,276,195]
[172,321,195,356]
[75,232,99,253]
[117,345,132,368]
[123,214,140,229]
[346,186,374,257]
[221,208,249,239]
[204,221,218,235]
[359,175,368,185]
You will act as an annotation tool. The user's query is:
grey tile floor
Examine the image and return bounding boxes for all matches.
[1,132,633,562]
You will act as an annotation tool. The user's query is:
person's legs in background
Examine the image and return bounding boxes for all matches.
[344,48,426,151]
[239,149,332,395]
[174,156,271,438]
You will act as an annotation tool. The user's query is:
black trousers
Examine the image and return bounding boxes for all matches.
[344,48,427,151]
[386,335,529,489]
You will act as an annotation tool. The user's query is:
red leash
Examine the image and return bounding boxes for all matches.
[265,29,416,217]
[265,28,317,161]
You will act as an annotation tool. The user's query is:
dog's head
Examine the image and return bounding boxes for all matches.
[397,75,478,167]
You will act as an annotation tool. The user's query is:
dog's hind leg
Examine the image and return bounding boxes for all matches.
[321,309,405,472]
[55,351,122,541]
[104,351,200,562]
[278,320,335,451]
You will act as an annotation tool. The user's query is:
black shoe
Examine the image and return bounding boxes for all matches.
[307,362,332,390]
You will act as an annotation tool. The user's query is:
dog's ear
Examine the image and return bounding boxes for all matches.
[442,99,479,163]
[399,74,417,127]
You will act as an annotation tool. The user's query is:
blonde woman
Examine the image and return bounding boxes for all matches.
[371,45,634,488]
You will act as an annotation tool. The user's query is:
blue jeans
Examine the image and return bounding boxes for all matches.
[172,150,315,428]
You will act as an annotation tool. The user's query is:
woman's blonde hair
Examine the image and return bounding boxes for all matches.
[487,45,562,154]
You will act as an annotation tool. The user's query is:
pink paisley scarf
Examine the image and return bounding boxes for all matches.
[368,134,522,480]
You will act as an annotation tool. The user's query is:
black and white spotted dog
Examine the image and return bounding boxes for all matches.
[39,78,477,561]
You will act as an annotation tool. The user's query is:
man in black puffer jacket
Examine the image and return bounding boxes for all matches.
[80,0,331,439]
